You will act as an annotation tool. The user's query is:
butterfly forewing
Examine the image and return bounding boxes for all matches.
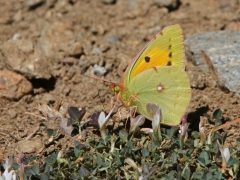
[125,24,185,84]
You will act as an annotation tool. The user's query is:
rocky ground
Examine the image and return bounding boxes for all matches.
[0,0,240,162]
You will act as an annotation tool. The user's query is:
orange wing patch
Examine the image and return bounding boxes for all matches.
[129,46,170,79]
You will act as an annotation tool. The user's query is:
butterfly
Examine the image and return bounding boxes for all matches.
[111,24,191,126]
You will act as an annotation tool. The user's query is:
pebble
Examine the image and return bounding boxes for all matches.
[0,70,32,100]
[18,139,42,153]
[93,64,107,76]
[102,0,117,5]
[1,39,52,79]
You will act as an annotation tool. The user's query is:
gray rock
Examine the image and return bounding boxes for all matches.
[185,30,240,94]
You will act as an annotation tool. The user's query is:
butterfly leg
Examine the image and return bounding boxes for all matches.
[110,96,116,111]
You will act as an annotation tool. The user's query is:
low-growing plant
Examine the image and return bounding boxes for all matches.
[1,107,240,180]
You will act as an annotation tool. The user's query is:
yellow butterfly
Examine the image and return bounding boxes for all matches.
[111,24,191,126]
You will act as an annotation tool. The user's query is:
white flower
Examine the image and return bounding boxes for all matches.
[98,107,115,142]
[217,140,230,168]
[130,109,145,132]
[146,103,162,142]
[1,154,16,180]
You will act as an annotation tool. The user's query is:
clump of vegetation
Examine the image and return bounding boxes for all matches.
[1,105,240,179]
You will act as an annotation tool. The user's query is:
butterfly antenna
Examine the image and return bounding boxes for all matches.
[85,74,115,85]
[96,88,106,111]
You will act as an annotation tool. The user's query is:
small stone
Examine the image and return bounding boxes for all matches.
[155,0,180,10]
[0,70,32,100]
[43,94,56,104]
[27,0,44,10]
[102,0,117,5]
[18,139,42,153]
[189,71,206,89]
[0,16,13,24]
[1,39,52,79]
[63,87,71,96]
[7,109,17,119]
[93,47,102,55]
[46,0,57,8]
[12,33,22,40]
[93,64,107,76]
[61,57,77,64]
[225,22,240,31]
[65,41,83,57]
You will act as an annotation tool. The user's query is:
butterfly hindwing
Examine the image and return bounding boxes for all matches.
[128,66,190,126]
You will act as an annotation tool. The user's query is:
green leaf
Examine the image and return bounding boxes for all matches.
[228,157,239,167]
[171,152,177,164]
[97,157,103,167]
[212,109,222,121]
[68,107,86,122]
[182,153,191,162]
[74,141,86,150]
[213,172,222,179]
[237,138,240,146]
[205,113,214,123]
[67,118,75,126]
[209,165,218,172]
[192,131,199,139]
[204,172,212,180]
[47,129,57,137]
[142,148,149,157]
[194,139,200,147]
[166,171,176,179]
[74,148,81,157]
[134,146,141,152]
[113,153,122,166]
[45,153,57,164]
[119,130,128,142]
[142,164,149,174]
[213,109,222,126]
[79,166,90,178]
[191,172,204,179]
[149,167,157,176]
[40,173,49,180]
[198,151,210,166]
[181,166,191,180]
[44,164,52,174]
[167,127,178,139]
[31,164,40,175]
[214,119,222,126]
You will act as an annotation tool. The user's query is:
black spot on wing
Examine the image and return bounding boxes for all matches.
[145,56,150,63]
[168,52,172,58]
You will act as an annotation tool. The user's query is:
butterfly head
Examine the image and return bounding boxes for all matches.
[110,84,121,94]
